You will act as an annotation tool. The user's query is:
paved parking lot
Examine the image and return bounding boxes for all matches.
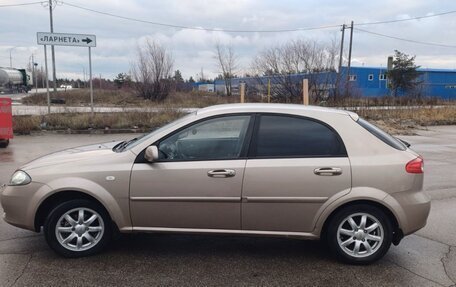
[0,127,455,286]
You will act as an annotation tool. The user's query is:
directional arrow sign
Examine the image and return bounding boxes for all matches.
[37,32,96,47]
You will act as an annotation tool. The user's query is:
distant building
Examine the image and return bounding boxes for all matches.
[195,82,215,92]
[341,66,456,99]
[198,66,456,100]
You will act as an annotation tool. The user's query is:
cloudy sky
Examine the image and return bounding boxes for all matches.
[1,0,456,80]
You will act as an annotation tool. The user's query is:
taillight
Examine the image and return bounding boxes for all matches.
[406,156,424,174]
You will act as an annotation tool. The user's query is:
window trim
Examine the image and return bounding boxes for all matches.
[135,113,255,163]
[248,113,348,159]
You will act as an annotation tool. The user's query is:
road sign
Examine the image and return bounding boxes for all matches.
[38,31,96,115]
[37,32,96,47]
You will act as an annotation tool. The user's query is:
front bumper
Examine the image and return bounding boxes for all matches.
[1,182,51,231]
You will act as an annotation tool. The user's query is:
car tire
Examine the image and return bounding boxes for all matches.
[44,199,112,258]
[0,140,9,148]
[326,204,393,265]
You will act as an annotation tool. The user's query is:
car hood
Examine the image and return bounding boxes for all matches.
[20,141,122,171]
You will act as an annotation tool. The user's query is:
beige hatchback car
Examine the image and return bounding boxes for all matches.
[1,104,430,264]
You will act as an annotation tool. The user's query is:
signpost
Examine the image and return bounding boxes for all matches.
[37,32,96,115]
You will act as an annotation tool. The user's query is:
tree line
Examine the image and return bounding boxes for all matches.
[131,38,421,102]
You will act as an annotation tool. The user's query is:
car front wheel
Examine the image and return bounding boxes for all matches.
[326,204,393,264]
[44,199,112,257]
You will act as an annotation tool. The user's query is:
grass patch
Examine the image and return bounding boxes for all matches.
[17,89,456,136]
[21,89,235,108]
[13,109,185,134]
[22,89,149,106]
[353,106,456,135]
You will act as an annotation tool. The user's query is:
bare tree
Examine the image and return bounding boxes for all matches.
[251,39,337,103]
[133,40,173,101]
[214,41,238,96]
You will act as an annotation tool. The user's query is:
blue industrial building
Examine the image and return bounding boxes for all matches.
[341,66,456,99]
[200,66,456,100]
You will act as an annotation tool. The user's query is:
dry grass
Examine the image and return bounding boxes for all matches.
[17,89,456,135]
[163,91,237,108]
[21,89,235,108]
[22,89,148,106]
[13,109,184,134]
[326,95,452,107]
[354,106,456,135]
[13,106,455,135]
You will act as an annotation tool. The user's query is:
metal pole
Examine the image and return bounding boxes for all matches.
[44,45,50,114]
[9,49,12,67]
[31,54,36,93]
[35,65,38,93]
[89,47,93,116]
[49,0,57,92]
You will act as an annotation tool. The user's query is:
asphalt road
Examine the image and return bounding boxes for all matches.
[0,127,455,286]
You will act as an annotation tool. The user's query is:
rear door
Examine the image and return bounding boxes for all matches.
[241,114,351,232]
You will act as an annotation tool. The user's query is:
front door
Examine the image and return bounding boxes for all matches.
[242,114,351,232]
[130,115,253,230]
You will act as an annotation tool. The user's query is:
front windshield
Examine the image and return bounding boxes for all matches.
[121,111,197,151]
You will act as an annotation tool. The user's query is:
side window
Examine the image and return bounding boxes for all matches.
[357,118,406,151]
[254,115,346,157]
[158,115,251,161]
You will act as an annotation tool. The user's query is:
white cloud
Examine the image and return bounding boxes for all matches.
[1,0,455,79]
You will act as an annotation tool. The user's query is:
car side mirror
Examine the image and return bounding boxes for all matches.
[144,145,159,163]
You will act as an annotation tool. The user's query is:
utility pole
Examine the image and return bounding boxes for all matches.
[336,24,346,100]
[347,21,354,81]
[49,0,57,92]
[41,66,44,88]
[31,54,35,92]
[9,49,13,67]
[338,24,346,73]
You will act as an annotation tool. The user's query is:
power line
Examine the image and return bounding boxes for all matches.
[61,1,456,34]
[0,1,45,7]
[357,10,456,26]
[61,1,341,33]
[354,27,456,48]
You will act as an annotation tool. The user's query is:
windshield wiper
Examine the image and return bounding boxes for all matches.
[114,137,139,152]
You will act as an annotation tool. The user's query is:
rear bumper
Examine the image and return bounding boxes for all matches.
[385,190,431,236]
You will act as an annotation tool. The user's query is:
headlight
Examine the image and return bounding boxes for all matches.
[9,170,32,186]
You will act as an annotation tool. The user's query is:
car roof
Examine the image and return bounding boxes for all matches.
[197,103,359,120]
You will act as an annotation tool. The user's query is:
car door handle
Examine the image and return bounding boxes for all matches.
[314,167,342,176]
[207,169,236,178]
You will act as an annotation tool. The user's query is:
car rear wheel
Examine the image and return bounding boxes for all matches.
[44,199,112,257]
[326,204,392,264]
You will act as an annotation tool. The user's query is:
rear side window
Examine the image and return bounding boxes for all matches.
[253,115,346,157]
[357,118,406,151]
